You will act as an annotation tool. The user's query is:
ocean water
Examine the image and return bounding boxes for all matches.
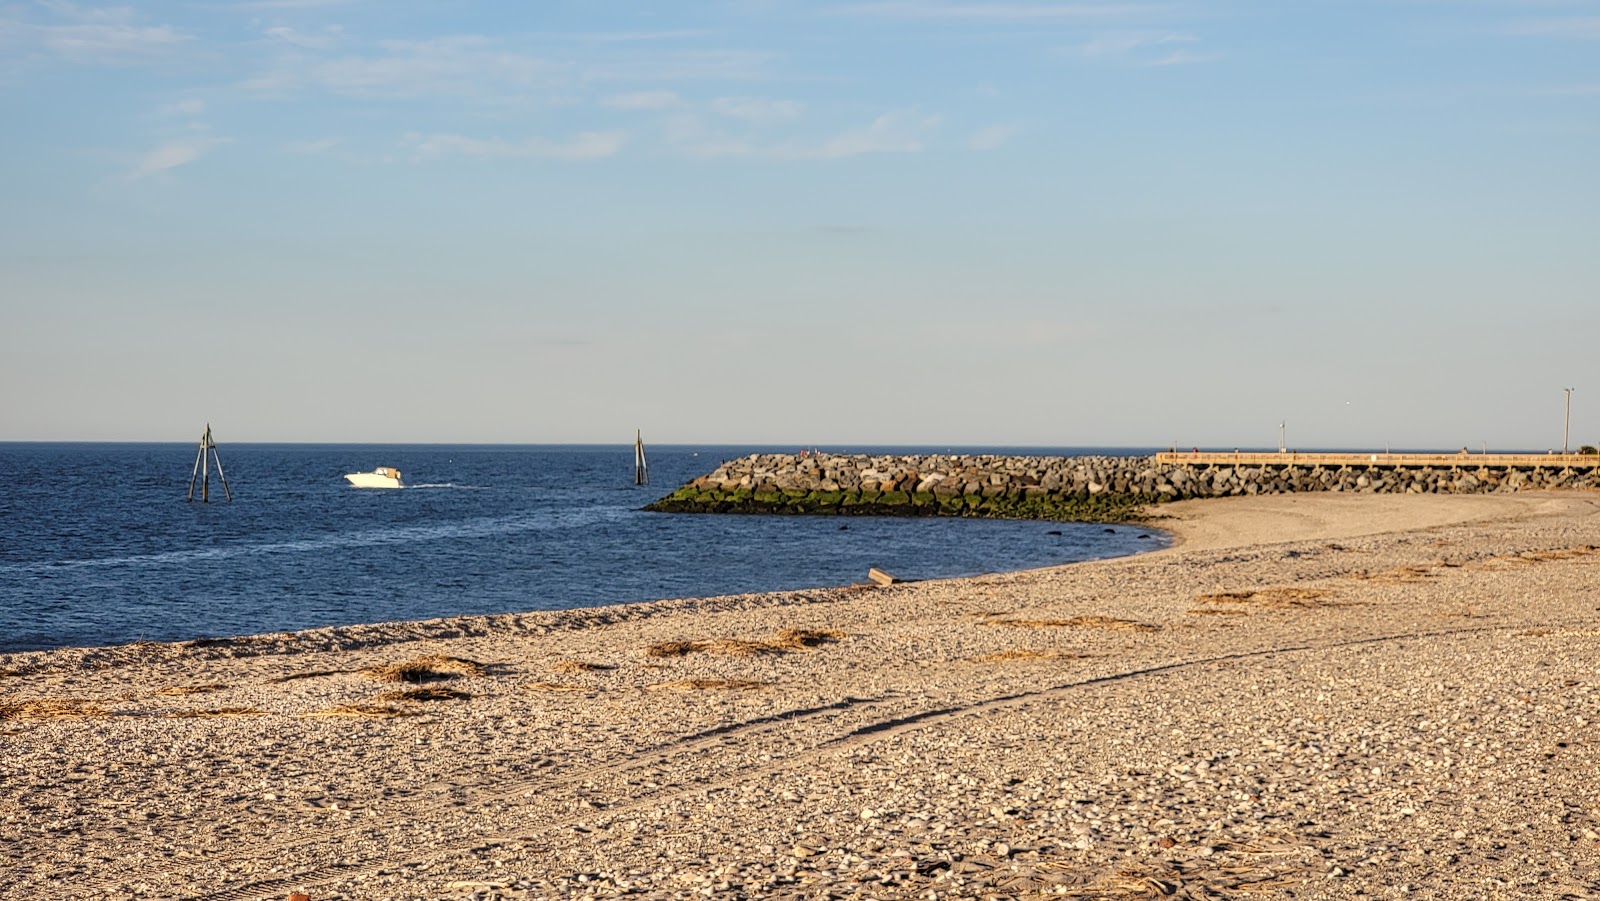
[0,443,1165,652]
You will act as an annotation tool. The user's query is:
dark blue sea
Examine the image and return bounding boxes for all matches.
[0,444,1166,652]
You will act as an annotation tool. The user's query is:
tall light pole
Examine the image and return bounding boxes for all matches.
[1563,388,1574,454]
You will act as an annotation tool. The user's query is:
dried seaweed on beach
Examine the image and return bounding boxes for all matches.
[525,681,590,693]
[378,686,472,703]
[0,698,109,721]
[298,703,416,718]
[770,628,845,649]
[549,659,616,673]
[1195,587,1342,609]
[1057,866,1184,898]
[154,683,227,696]
[982,616,1158,633]
[645,640,707,658]
[645,679,771,692]
[362,654,488,683]
[967,649,1093,664]
[1500,546,1600,565]
[271,669,353,683]
[165,707,263,718]
[1353,565,1436,583]
[707,639,786,657]
[646,629,845,659]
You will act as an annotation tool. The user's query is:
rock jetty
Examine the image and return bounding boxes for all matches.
[645,452,1600,522]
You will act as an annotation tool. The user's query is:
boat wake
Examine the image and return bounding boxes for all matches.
[1,506,629,575]
[404,483,490,490]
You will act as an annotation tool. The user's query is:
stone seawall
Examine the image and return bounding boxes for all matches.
[644,453,1600,523]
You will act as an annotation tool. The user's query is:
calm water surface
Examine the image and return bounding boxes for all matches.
[0,444,1165,651]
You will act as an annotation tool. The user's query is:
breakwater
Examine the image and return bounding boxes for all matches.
[645,452,1600,522]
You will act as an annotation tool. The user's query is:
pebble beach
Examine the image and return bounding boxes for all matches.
[3,492,1599,900]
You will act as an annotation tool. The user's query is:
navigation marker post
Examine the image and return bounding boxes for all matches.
[635,429,649,486]
[1563,388,1574,454]
[187,423,233,503]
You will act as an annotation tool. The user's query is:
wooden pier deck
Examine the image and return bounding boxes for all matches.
[1153,451,1600,469]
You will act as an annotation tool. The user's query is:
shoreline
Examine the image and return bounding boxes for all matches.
[0,525,1175,666]
[4,491,1599,899]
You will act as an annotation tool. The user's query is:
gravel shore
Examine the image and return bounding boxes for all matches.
[3,492,1598,900]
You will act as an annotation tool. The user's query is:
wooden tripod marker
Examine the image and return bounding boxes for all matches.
[187,423,233,503]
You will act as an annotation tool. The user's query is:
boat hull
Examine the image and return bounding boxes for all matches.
[344,471,403,489]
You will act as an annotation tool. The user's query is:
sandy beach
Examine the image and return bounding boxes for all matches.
[3,492,1599,901]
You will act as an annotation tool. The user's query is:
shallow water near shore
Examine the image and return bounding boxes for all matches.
[0,443,1165,651]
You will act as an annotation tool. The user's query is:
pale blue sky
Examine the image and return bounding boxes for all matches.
[2,1,1596,448]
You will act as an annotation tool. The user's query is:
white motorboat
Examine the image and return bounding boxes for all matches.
[344,466,403,489]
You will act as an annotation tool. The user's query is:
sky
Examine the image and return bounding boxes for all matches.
[1,1,1596,449]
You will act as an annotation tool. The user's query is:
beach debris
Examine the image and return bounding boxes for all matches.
[297,703,415,718]
[645,679,771,692]
[153,683,227,696]
[771,628,844,649]
[868,567,899,586]
[550,659,616,673]
[0,698,108,720]
[645,629,844,658]
[271,669,351,683]
[525,681,590,693]
[1195,587,1342,610]
[288,893,311,901]
[645,640,707,658]
[164,707,263,718]
[362,654,487,683]
[982,615,1159,633]
[1353,565,1436,583]
[967,649,1093,664]
[377,686,471,703]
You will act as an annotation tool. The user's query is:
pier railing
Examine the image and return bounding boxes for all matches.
[1153,452,1600,469]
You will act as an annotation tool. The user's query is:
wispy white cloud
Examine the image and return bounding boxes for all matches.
[1064,29,1214,65]
[234,0,359,9]
[404,131,626,161]
[1510,17,1600,39]
[805,111,938,159]
[263,25,342,51]
[160,98,207,117]
[711,96,804,122]
[1535,84,1600,96]
[286,137,343,154]
[249,36,554,99]
[832,1,1153,22]
[129,136,224,179]
[1143,48,1215,66]
[967,123,1015,150]
[553,30,715,44]
[676,110,939,160]
[580,48,775,82]
[603,90,684,110]
[0,3,190,65]
[1071,30,1194,59]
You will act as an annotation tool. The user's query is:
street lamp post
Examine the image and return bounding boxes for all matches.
[1563,388,1574,454]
